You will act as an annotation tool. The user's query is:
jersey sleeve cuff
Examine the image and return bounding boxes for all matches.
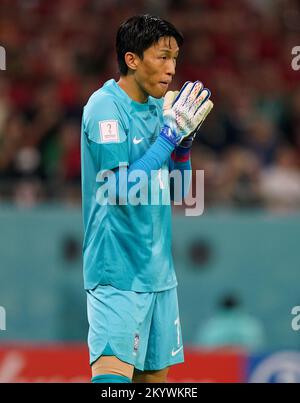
[171,147,191,163]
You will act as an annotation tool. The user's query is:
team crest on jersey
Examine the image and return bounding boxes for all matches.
[133,333,140,355]
[99,120,119,143]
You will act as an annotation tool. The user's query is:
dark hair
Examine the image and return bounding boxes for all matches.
[116,14,184,75]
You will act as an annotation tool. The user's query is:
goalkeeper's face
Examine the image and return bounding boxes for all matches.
[135,36,179,99]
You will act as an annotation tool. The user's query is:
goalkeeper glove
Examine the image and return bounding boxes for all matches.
[159,81,213,147]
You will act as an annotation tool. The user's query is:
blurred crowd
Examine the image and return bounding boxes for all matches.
[0,0,300,211]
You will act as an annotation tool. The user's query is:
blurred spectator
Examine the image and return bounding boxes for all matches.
[216,146,262,207]
[260,145,300,212]
[244,115,279,166]
[0,0,299,210]
[13,178,44,208]
[195,293,266,352]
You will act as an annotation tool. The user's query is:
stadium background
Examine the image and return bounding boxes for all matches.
[0,0,300,382]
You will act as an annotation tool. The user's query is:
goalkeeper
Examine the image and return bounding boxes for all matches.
[81,14,213,384]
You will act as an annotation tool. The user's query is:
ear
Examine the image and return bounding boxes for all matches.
[124,52,140,71]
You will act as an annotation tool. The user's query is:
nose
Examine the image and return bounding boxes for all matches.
[166,59,176,77]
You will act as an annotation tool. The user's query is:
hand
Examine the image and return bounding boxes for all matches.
[160,81,213,147]
[179,91,213,148]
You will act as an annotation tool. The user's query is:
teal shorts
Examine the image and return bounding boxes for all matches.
[86,285,184,371]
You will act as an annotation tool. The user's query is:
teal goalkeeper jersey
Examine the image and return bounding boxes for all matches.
[81,79,177,292]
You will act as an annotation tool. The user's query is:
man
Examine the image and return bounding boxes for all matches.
[195,293,266,352]
[81,14,213,383]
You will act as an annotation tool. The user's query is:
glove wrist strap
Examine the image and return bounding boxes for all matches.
[171,145,191,162]
[159,125,180,146]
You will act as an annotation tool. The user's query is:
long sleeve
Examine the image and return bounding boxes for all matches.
[169,146,192,202]
[98,135,175,203]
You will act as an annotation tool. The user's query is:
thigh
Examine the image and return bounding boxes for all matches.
[143,287,184,371]
[87,285,156,370]
[92,355,134,379]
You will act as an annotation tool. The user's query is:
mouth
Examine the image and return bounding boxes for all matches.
[159,81,170,89]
